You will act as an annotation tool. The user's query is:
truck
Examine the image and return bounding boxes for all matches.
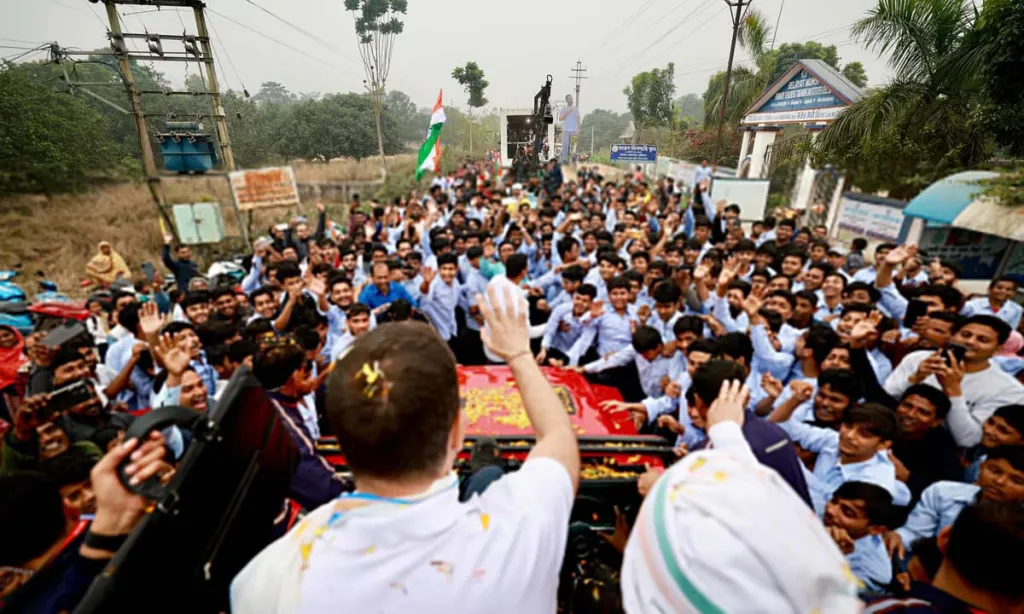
[498,108,557,170]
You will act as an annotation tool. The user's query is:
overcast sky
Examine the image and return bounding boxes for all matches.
[6,0,892,114]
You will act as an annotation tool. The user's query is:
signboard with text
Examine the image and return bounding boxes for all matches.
[610,144,658,163]
[761,70,842,113]
[835,195,907,243]
[229,166,300,211]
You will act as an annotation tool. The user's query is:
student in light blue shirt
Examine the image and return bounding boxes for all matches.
[568,276,636,367]
[327,303,371,363]
[961,276,1023,330]
[418,253,462,342]
[851,243,897,285]
[775,401,912,516]
[577,326,669,402]
[644,281,683,343]
[889,447,1024,557]
[537,284,595,366]
[824,481,894,593]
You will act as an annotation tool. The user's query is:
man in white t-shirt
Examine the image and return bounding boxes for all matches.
[559,94,580,164]
[231,286,580,614]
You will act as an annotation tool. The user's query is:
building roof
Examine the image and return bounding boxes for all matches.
[743,59,865,118]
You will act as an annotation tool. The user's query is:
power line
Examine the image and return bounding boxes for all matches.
[0,37,49,45]
[608,0,697,54]
[240,0,359,66]
[612,0,722,76]
[206,14,248,94]
[205,7,354,75]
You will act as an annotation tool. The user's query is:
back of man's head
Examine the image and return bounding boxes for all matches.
[691,359,747,408]
[326,322,459,481]
[943,501,1024,604]
[0,472,66,566]
[505,253,529,280]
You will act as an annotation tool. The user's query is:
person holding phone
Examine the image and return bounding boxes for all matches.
[884,315,1024,447]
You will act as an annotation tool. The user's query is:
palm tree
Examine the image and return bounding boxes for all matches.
[816,0,995,192]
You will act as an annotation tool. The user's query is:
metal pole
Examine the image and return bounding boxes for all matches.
[590,125,595,156]
[193,5,235,172]
[103,1,178,241]
[710,0,747,171]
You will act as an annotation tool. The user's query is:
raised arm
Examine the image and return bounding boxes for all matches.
[478,286,580,492]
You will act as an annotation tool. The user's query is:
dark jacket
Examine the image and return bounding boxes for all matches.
[695,412,813,508]
[865,582,981,613]
[270,393,347,510]
[161,245,200,290]
[0,522,100,613]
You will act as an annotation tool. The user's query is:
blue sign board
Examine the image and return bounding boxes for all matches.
[760,70,842,113]
[610,144,657,163]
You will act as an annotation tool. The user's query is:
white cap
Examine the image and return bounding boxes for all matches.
[622,442,862,614]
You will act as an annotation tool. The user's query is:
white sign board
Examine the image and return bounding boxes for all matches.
[229,166,300,211]
[834,196,905,243]
[709,178,770,223]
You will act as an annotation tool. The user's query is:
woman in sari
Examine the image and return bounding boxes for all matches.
[85,241,130,287]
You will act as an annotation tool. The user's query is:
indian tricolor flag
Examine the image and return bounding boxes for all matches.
[415,90,445,181]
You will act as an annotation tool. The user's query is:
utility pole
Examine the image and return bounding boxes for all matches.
[590,125,595,156]
[711,0,751,171]
[68,1,247,246]
[102,1,176,238]
[193,5,235,172]
[568,60,587,160]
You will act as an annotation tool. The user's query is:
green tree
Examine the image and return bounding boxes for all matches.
[451,61,489,153]
[579,109,633,153]
[772,41,840,81]
[623,62,676,135]
[273,93,399,163]
[675,93,704,122]
[0,65,124,193]
[841,61,868,87]
[252,81,295,106]
[976,0,1024,156]
[344,0,408,178]
[816,0,996,198]
[384,90,428,143]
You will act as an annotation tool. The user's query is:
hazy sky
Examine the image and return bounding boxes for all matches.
[5,0,893,114]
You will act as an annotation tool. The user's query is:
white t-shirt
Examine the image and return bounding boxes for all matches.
[231,458,573,614]
[883,350,1024,447]
[561,105,580,133]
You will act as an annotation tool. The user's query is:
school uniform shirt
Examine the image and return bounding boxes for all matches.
[646,312,681,344]
[712,294,750,333]
[961,296,1024,330]
[230,458,573,614]
[328,332,356,363]
[894,481,980,551]
[748,324,796,407]
[541,303,585,355]
[419,276,461,341]
[815,299,844,322]
[401,275,423,306]
[583,346,668,399]
[851,266,879,285]
[547,288,572,312]
[846,534,892,593]
[460,268,488,333]
[779,420,911,516]
[582,268,609,302]
[884,350,1024,447]
[104,331,138,376]
[568,306,636,366]
[867,348,893,385]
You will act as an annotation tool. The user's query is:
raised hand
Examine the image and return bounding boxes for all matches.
[138,301,164,338]
[849,314,881,348]
[760,372,783,399]
[589,299,605,320]
[154,333,190,376]
[742,293,763,316]
[420,266,437,286]
[789,380,815,404]
[706,379,749,429]
[316,201,325,213]
[308,277,327,297]
[476,286,530,362]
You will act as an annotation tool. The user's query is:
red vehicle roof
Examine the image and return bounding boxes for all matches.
[458,365,634,437]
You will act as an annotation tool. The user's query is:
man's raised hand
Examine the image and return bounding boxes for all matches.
[706,379,749,429]
[476,286,530,362]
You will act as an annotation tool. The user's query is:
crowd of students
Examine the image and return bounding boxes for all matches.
[1,157,1023,613]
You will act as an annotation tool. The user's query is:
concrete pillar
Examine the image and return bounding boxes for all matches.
[739,130,751,159]
[792,132,820,212]
[824,175,847,239]
[748,129,776,179]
